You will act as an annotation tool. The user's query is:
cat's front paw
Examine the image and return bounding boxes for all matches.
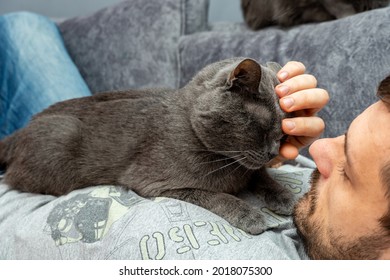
[254,181,296,215]
[253,168,296,216]
[232,209,268,235]
[264,188,295,215]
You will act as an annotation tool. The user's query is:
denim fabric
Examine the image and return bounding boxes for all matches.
[0,12,91,139]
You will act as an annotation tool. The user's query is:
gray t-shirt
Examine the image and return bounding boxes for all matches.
[0,158,314,260]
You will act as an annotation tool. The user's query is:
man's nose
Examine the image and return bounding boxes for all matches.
[309,136,344,178]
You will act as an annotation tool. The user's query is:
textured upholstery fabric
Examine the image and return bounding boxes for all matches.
[179,7,390,140]
[59,0,209,92]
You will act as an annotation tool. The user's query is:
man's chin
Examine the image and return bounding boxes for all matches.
[292,168,322,258]
[293,169,320,229]
[293,197,308,235]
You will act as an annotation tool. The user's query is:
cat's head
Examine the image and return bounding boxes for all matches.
[320,0,389,19]
[349,0,390,12]
[188,57,286,170]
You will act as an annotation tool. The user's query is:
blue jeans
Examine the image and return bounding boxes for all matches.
[0,12,92,139]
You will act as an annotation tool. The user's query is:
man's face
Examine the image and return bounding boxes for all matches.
[294,101,390,259]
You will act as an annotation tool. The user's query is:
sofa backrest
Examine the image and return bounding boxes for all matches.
[59,0,209,93]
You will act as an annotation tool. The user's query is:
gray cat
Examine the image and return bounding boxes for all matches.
[0,57,293,235]
[242,0,390,29]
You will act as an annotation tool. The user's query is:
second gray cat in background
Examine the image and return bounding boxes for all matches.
[242,0,390,29]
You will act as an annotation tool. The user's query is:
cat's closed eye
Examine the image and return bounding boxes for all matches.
[245,102,272,124]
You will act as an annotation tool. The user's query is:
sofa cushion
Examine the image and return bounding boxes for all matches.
[179,7,390,140]
[59,0,209,93]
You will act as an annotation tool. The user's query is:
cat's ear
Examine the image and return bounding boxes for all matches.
[227,59,262,93]
[266,62,282,74]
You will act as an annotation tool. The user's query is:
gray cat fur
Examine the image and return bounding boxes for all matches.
[241,0,390,29]
[0,57,293,235]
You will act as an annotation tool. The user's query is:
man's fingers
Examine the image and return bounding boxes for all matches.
[279,142,299,160]
[282,116,325,137]
[277,61,306,82]
[279,88,329,114]
[275,74,318,97]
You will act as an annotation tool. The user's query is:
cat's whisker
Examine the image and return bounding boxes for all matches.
[229,158,246,176]
[189,149,245,155]
[190,150,244,164]
[241,161,258,178]
[189,150,238,156]
[211,150,243,154]
[192,151,223,163]
[200,154,242,165]
[203,157,246,178]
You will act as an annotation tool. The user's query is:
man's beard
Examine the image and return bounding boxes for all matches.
[293,168,327,259]
[293,168,386,259]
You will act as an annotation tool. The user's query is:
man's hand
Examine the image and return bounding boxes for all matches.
[274,61,329,161]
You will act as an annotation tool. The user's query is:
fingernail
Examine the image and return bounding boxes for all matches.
[282,97,294,109]
[277,85,290,96]
[284,120,296,131]
[278,71,288,81]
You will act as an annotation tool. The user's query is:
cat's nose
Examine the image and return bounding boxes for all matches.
[269,141,280,159]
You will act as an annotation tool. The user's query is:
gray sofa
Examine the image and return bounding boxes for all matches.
[0,0,389,259]
[59,0,390,141]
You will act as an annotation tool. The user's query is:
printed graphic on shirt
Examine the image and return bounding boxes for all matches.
[46,186,144,245]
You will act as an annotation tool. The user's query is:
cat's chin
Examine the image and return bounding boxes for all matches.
[238,150,271,170]
[240,161,263,170]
